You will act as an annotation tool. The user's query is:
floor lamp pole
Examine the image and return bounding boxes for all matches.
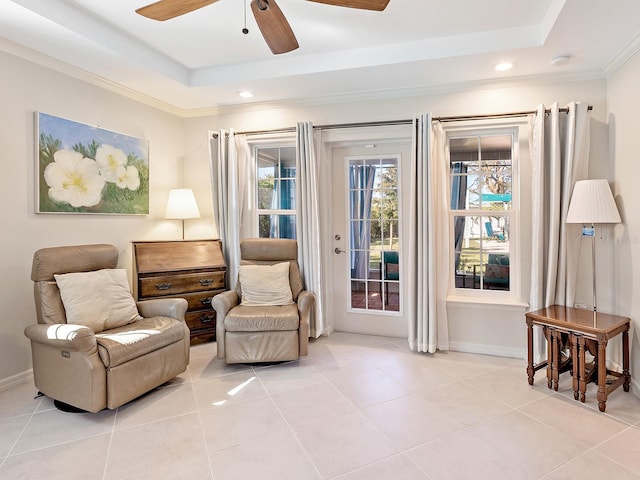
[591,223,597,327]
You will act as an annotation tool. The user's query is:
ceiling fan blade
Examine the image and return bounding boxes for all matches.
[136,0,220,21]
[251,0,299,55]
[306,0,390,11]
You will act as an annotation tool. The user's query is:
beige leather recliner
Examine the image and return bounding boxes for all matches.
[24,244,190,413]
[212,238,315,364]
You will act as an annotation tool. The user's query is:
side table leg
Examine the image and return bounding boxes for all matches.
[551,328,560,391]
[623,327,630,393]
[546,327,553,389]
[578,335,587,403]
[571,333,579,400]
[597,339,608,412]
[526,319,535,386]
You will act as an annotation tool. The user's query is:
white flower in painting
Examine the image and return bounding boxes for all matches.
[96,144,128,183]
[44,149,105,208]
[115,165,140,191]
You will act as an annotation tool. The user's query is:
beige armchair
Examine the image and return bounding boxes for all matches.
[212,238,315,364]
[24,244,190,413]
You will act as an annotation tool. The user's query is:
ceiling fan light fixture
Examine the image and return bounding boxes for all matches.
[550,55,571,67]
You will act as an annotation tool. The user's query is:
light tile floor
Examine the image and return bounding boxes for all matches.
[1,332,639,479]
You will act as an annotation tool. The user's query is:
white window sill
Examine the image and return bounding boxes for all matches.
[446,295,529,310]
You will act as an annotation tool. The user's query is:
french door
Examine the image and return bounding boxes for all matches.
[330,142,411,337]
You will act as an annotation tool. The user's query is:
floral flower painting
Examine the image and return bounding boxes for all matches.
[36,112,149,214]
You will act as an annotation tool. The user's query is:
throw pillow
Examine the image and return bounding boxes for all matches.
[55,268,141,332]
[238,262,294,306]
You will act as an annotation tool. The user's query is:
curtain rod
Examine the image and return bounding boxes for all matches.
[211,105,592,138]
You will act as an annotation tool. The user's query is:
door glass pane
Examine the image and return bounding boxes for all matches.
[348,155,400,313]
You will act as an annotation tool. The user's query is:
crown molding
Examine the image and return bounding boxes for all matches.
[0,37,184,117]
[605,31,640,77]
[1,35,608,120]
[189,70,607,118]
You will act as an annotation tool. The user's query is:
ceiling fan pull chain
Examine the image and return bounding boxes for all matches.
[242,0,249,34]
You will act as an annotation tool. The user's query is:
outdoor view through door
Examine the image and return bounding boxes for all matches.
[450,133,513,292]
[348,155,400,312]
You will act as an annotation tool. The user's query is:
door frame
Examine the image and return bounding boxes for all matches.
[318,125,413,338]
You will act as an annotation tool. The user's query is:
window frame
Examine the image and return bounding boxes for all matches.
[444,123,521,302]
[252,141,298,239]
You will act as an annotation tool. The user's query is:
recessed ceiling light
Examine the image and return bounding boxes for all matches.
[238,91,254,99]
[494,62,514,72]
[550,55,571,67]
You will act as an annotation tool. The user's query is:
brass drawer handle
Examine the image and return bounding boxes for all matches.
[199,279,214,286]
[200,297,213,306]
[200,314,214,324]
[155,282,172,290]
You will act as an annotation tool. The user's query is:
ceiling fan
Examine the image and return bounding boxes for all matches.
[136,0,390,55]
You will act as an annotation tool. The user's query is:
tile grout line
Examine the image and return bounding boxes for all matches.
[251,363,325,480]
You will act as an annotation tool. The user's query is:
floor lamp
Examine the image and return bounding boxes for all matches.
[165,188,200,240]
[566,179,621,325]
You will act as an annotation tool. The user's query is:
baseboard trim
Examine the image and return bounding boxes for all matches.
[448,341,525,360]
[631,378,640,399]
[0,369,33,391]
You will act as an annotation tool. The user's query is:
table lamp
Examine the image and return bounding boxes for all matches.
[566,179,621,324]
[165,188,200,239]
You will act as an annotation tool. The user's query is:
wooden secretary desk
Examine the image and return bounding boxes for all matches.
[132,239,227,344]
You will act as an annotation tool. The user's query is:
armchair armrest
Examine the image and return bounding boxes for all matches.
[136,298,188,320]
[24,323,97,356]
[211,290,239,360]
[297,290,315,317]
[297,290,315,357]
[211,290,239,316]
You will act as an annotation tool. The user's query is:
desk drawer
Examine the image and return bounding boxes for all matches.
[185,310,216,330]
[173,290,225,311]
[139,271,224,297]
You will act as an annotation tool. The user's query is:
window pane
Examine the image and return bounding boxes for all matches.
[258,214,272,238]
[257,151,277,180]
[450,137,479,162]
[256,146,297,239]
[258,178,275,210]
[279,179,296,209]
[351,250,370,280]
[480,135,512,210]
[258,214,296,239]
[384,219,399,245]
[450,135,514,212]
[370,220,382,247]
[452,214,510,291]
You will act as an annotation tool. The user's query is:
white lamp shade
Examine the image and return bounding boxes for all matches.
[165,188,200,219]
[566,179,621,224]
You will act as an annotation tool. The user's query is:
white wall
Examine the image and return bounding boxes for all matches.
[185,78,610,360]
[0,50,188,384]
[607,48,640,389]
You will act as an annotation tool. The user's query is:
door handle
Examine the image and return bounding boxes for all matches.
[334,247,346,254]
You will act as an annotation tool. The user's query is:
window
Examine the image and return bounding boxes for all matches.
[256,146,297,239]
[449,130,516,294]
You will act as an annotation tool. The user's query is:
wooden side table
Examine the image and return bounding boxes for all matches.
[525,305,630,412]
